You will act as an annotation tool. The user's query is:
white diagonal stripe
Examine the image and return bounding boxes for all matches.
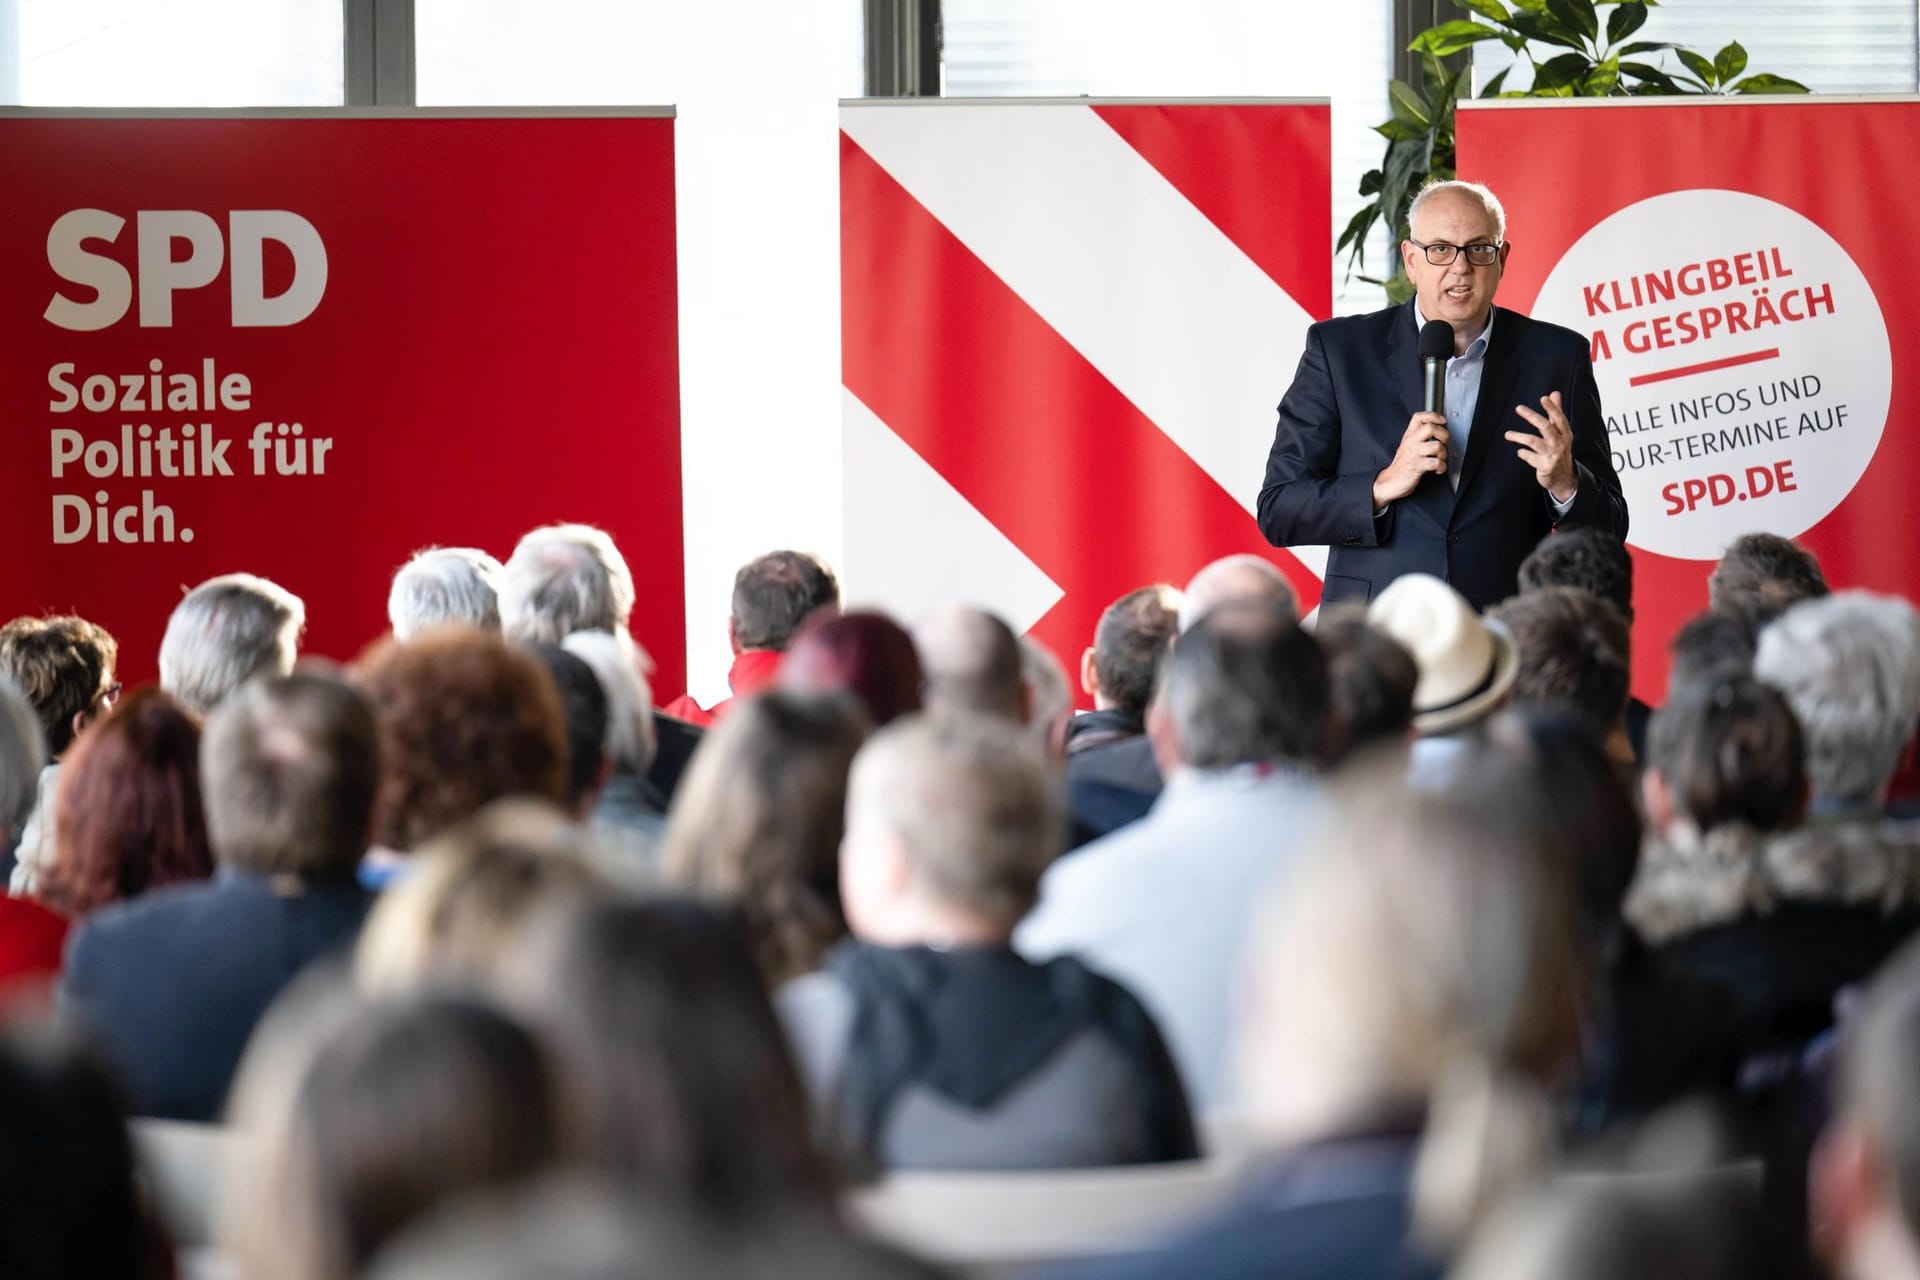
[840,102,1326,580]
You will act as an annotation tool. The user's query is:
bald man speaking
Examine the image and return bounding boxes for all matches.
[1258,180,1627,611]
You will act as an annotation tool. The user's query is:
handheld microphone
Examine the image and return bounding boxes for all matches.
[1418,320,1454,418]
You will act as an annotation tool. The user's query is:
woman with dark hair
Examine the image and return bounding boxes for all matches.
[662,692,870,986]
[780,611,923,727]
[511,897,839,1215]
[36,687,213,919]
[226,987,564,1280]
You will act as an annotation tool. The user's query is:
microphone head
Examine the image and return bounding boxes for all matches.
[1418,319,1455,362]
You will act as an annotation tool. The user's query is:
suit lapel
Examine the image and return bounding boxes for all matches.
[1455,307,1520,504]
[1383,300,1423,425]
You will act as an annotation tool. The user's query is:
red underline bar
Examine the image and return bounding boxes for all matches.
[1629,347,1782,387]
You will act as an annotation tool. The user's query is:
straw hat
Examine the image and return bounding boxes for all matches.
[1366,574,1518,736]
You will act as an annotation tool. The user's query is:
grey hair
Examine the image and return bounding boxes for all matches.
[0,676,46,839]
[1180,554,1296,634]
[498,524,636,646]
[560,629,658,774]
[1019,635,1072,754]
[1754,591,1920,805]
[388,547,504,640]
[1409,179,1508,242]
[158,572,306,716]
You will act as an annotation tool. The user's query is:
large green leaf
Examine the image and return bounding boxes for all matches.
[1374,117,1428,142]
[1714,41,1748,84]
[1731,72,1811,94]
[1480,66,1514,96]
[1415,20,1505,58]
[1581,56,1622,95]
[1605,3,1648,46]
[1389,78,1433,127]
[1544,0,1599,43]
[1337,203,1379,259]
[1676,47,1717,88]
[1619,61,1686,93]
[1530,51,1594,91]
[1510,0,1550,12]
[1505,12,1588,51]
[1618,40,1676,55]
[1458,0,1513,21]
[1358,168,1384,197]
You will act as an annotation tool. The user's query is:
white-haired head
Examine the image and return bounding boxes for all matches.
[560,629,658,775]
[158,572,306,716]
[388,547,504,640]
[1181,555,1297,634]
[1409,180,1507,244]
[498,524,636,646]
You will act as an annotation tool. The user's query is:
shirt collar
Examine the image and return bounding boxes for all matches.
[1412,300,1494,360]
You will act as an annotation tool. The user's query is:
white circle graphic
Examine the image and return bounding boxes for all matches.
[1533,189,1890,561]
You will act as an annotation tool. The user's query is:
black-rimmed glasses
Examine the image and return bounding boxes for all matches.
[1408,239,1503,267]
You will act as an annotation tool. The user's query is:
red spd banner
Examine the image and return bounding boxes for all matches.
[840,101,1331,683]
[0,112,686,697]
[1459,98,1917,701]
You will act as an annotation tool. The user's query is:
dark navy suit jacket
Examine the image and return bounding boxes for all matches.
[1258,302,1628,611]
[58,869,371,1121]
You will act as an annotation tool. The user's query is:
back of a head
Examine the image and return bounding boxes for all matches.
[1838,937,1920,1254]
[1753,592,1920,805]
[526,644,610,813]
[1517,528,1635,621]
[510,896,833,1215]
[1647,677,1804,836]
[781,610,923,727]
[1165,597,1329,770]
[389,547,504,641]
[1456,1175,1763,1280]
[561,630,657,775]
[1179,554,1298,634]
[1709,532,1829,625]
[0,1024,151,1279]
[356,799,610,996]
[228,987,562,1280]
[1091,584,1180,717]
[0,614,118,756]
[354,628,568,852]
[731,551,840,653]
[159,572,305,716]
[0,678,44,842]
[660,690,870,985]
[1020,635,1072,753]
[913,605,1026,722]
[1313,606,1418,764]
[845,712,1062,929]
[498,524,635,646]
[44,687,214,917]
[1666,609,1759,702]
[203,673,381,879]
[1489,586,1631,742]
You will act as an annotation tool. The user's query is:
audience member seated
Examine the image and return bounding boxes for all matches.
[356,799,610,994]
[158,572,304,716]
[352,627,568,885]
[387,546,503,640]
[1179,554,1299,631]
[1489,585,1634,766]
[1066,585,1179,757]
[1367,574,1518,787]
[226,987,563,1280]
[665,549,839,726]
[1709,532,1830,627]
[0,681,65,998]
[1022,635,1074,756]
[1626,653,1917,1070]
[559,629,665,849]
[1020,597,1329,1106]
[509,896,839,1216]
[783,714,1196,1173]
[1666,608,1760,701]
[0,614,118,892]
[0,1024,173,1278]
[781,610,924,726]
[35,687,215,919]
[1517,528,1651,758]
[496,522,702,808]
[59,674,380,1121]
[1060,775,1582,1279]
[525,643,612,821]
[662,691,869,987]
[1812,937,1920,1280]
[913,605,1028,722]
[1313,605,1418,767]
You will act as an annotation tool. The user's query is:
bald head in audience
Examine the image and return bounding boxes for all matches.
[1180,555,1298,633]
[913,606,1026,723]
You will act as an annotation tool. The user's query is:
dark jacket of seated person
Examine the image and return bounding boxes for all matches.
[57,674,381,1121]
[780,712,1196,1175]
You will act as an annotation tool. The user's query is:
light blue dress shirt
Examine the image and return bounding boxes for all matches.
[1412,303,1574,512]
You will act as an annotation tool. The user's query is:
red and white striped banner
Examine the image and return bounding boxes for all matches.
[840,100,1331,678]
